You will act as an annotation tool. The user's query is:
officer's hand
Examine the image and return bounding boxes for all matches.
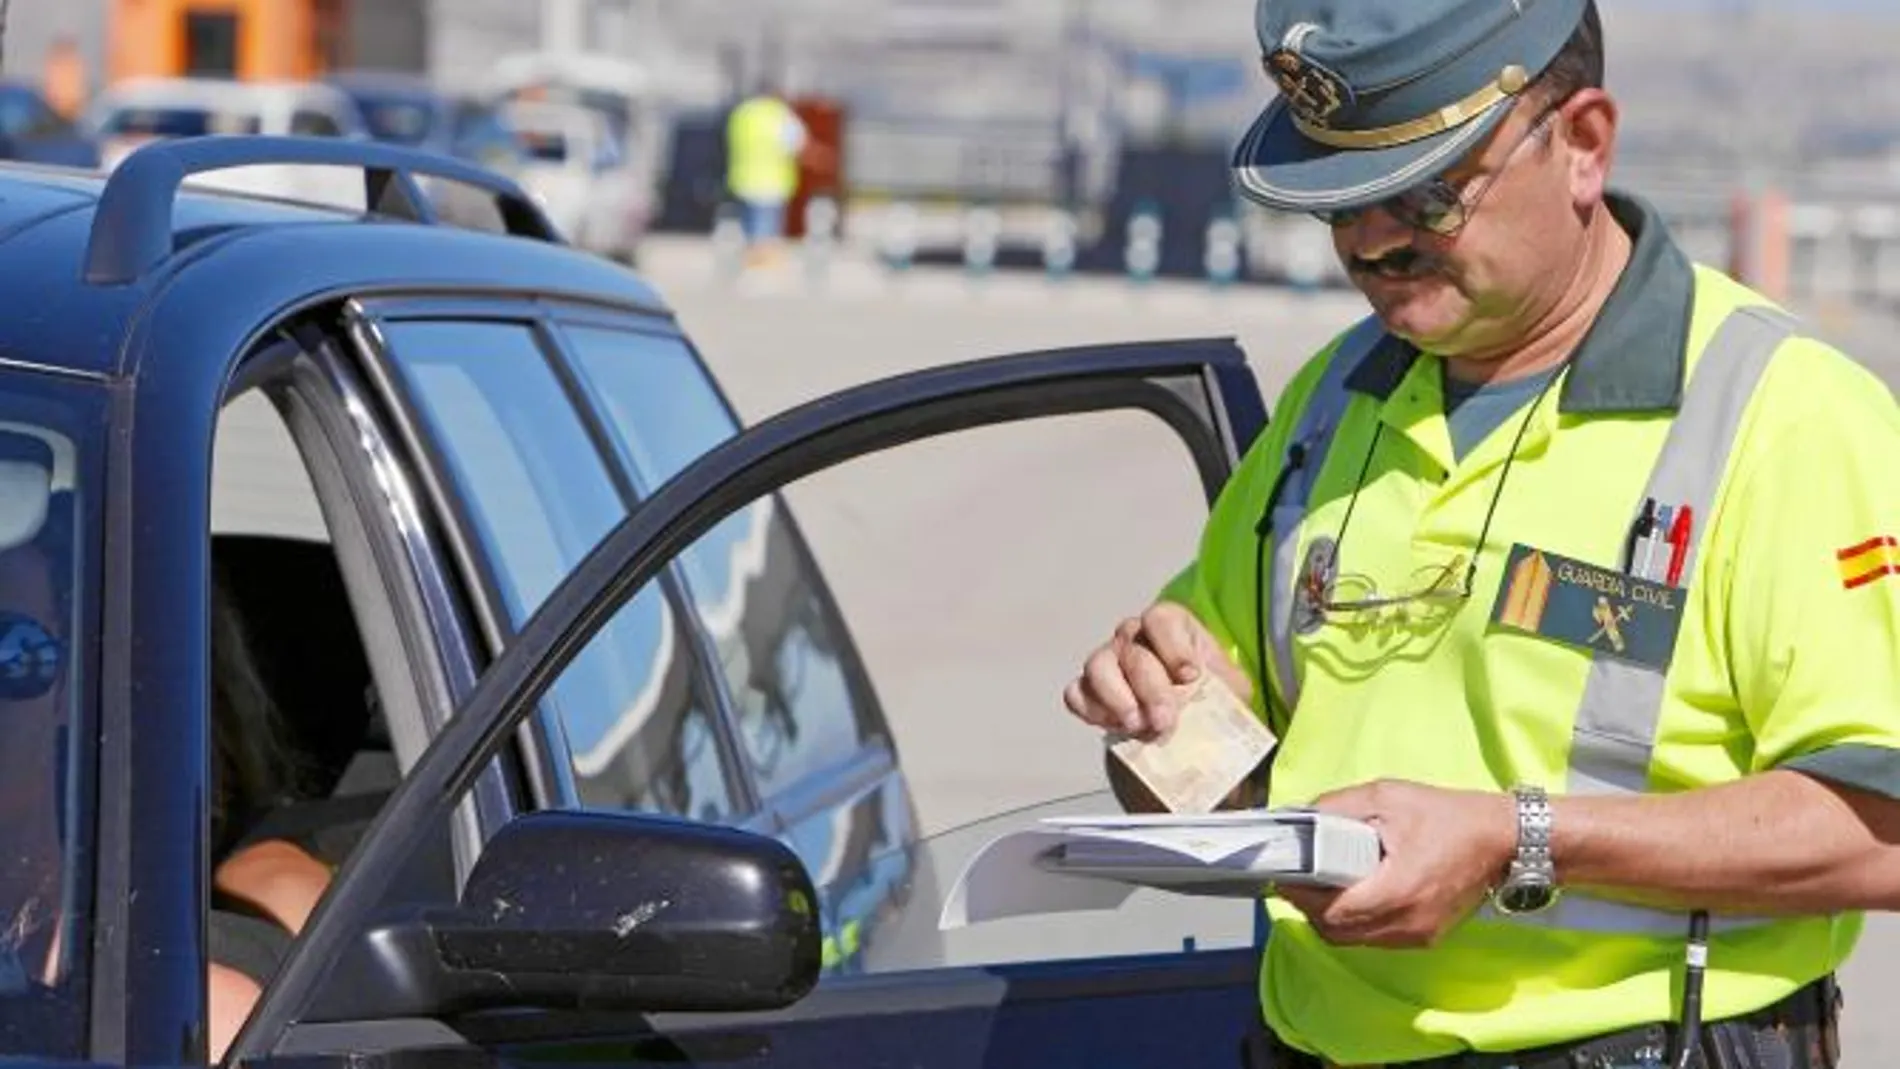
[1062,602,1251,741]
[1276,780,1517,949]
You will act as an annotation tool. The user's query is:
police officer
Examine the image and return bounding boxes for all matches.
[1064,0,1900,1065]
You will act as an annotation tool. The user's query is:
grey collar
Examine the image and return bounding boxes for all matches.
[1343,191,1695,414]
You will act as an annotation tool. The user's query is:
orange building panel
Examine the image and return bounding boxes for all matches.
[109,0,333,85]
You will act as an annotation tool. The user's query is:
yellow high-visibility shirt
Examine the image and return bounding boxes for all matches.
[1162,192,1900,1064]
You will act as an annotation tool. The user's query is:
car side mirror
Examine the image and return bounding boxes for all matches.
[326,811,824,1019]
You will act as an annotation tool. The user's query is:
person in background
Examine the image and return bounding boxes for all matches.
[41,37,88,122]
[725,80,818,267]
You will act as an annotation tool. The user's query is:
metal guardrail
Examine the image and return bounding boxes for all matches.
[703,185,1900,317]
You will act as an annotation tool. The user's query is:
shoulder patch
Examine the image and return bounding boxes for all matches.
[1838,536,1899,590]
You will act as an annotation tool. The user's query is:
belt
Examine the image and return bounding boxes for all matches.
[1259,976,1841,1069]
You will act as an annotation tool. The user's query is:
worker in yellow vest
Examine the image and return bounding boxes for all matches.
[725,83,810,267]
[1064,0,1899,1066]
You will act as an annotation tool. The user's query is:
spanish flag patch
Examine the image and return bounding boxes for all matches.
[1838,536,1899,590]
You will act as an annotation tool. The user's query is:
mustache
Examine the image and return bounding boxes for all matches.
[1347,246,1443,279]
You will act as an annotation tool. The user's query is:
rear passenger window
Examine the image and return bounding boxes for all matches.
[562,325,888,799]
[379,320,737,821]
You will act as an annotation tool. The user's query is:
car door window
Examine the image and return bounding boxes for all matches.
[0,373,104,1056]
[561,325,885,801]
[378,320,736,821]
[555,333,1273,977]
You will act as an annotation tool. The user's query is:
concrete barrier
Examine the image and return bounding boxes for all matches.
[1204,212,1242,290]
[1124,201,1162,286]
[962,206,1002,279]
[711,202,748,281]
[802,196,842,287]
[1787,202,1841,301]
[1849,204,1900,307]
[878,201,920,274]
[1042,210,1078,282]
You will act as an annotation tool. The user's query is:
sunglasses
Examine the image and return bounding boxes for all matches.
[1311,106,1559,236]
[1300,544,1473,630]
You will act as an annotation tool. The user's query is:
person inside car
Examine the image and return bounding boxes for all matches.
[206,569,334,1059]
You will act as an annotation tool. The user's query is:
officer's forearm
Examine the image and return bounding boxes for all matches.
[1547,769,1900,914]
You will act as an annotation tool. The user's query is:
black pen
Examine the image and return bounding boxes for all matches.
[1625,497,1657,575]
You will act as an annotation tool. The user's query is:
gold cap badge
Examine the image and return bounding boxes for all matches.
[1264,47,1354,127]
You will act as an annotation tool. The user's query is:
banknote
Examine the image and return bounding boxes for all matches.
[1108,673,1278,814]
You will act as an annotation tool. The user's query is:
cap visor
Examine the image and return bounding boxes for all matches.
[1232,97,1513,214]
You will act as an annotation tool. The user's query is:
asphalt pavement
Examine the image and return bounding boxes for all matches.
[642,237,1900,1064]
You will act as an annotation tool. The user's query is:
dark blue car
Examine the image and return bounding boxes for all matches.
[0,136,1275,1067]
[0,82,98,168]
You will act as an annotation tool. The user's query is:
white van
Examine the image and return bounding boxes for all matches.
[501,99,652,264]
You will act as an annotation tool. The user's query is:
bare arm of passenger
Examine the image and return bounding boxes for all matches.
[213,838,333,935]
[208,962,261,1061]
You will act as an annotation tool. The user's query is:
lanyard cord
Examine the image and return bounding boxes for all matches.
[1253,441,1308,728]
[1330,362,1566,596]
[1249,356,1570,725]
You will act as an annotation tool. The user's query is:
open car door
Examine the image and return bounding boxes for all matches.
[226,336,1272,1068]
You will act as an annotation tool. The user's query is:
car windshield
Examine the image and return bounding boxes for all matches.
[841,790,1262,977]
[0,369,104,1056]
[98,105,261,138]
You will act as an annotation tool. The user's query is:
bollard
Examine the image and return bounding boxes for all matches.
[1043,210,1078,284]
[1785,202,1839,302]
[711,201,748,282]
[803,195,840,288]
[1204,211,1243,290]
[1849,204,1900,307]
[963,205,1001,281]
[1283,220,1331,294]
[1125,200,1162,286]
[879,201,919,274]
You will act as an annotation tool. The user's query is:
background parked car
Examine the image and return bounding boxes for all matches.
[84,78,368,210]
[0,80,99,169]
[326,70,530,231]
[326,70,523,168]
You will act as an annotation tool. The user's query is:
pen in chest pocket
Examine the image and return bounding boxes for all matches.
[1664,506,1694,587]
[1625,497,1657,577]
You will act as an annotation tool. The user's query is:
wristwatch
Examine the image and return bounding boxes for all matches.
[1491,784,1561,915]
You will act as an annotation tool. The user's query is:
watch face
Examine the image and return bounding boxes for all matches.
[1497,880,1556,914]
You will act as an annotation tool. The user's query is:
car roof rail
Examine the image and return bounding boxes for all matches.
[83,135,563,285]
